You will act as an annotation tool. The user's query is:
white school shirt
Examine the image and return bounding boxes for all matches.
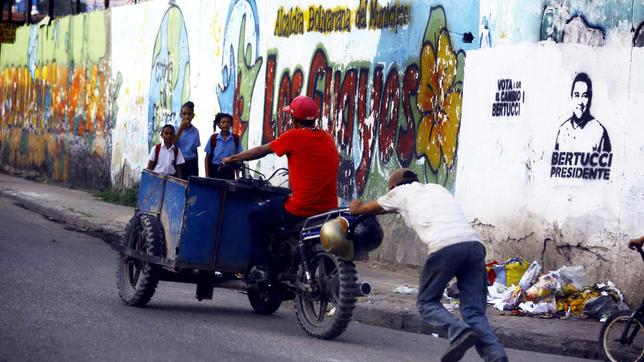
[148,144,185,175]
[376,182,480,255]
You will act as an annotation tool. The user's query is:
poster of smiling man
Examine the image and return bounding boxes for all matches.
[550,72,613,180]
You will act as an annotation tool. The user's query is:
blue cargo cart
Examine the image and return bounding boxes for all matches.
[112,170,384,340]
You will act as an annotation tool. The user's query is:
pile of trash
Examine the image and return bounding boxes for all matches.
[484,259,629,320]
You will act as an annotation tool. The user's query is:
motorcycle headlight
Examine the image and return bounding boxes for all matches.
[320,217,354,260]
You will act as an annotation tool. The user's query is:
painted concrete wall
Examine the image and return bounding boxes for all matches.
[0,12,112,189]
[1,0,642,300]
[107,0,479,197]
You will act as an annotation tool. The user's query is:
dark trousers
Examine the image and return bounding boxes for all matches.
[208,164,235,180]
[181,158,199,180]
[248,197,304,265]
[416,241,507,362]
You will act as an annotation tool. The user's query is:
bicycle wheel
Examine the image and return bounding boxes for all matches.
[599,310,644,362]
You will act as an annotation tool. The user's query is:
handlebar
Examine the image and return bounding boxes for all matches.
[218,162,289,189]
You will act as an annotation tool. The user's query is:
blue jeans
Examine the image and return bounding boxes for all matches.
[417,241,507,362]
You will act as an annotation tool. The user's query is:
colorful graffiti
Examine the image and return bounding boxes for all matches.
[0,13,111,188]
[259,6,464,201]
[416,8,465,183]
[538,0,644,46]
[218,0,263,143]
[3,0,640,195]
[635,21,644,47]
[148,4,190,149]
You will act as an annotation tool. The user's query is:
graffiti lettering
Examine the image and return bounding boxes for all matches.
[274,6,305,37]
[262,54,278,144]
[368,0,411,32]
[308,6,352,33]
[262,48,428,196]
[550,151,613,180]
[396,64,419,167]
[355,0,368,29]
[378,68,400,164]
[492,78,524,118]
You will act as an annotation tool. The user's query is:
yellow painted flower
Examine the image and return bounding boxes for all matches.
[416,29,461,171]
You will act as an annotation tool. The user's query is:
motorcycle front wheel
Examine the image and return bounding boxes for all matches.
[294,246,357,339]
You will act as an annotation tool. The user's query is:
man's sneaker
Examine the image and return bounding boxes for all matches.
[247,265,269,283]
[441,329,479,362]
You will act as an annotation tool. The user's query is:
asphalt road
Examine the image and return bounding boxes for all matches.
[0,196,594,362]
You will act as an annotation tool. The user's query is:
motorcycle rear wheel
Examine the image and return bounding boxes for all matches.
[295,247,357,339]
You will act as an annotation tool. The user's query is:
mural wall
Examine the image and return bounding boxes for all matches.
[1,0,642,299]
[0,12,112,189]
[108,0,479,199]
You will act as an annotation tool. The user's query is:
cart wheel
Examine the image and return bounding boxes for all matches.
[295,245,357,339]
[116,214,165,307]
[248,286,282,315]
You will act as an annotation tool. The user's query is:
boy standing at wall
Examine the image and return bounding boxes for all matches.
[349,168,508,362]
[174,101,201,180]
[147,124,185,179]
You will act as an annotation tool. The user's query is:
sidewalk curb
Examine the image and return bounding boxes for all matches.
[0,188,125,244]
[0,188,601,360]
[353,303,600,359]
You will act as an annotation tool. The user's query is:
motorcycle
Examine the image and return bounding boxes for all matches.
[112,166,383,339]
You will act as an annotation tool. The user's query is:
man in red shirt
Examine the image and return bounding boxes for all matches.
[222,95,339,280]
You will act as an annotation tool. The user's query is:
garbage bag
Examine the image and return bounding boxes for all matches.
[487,282,511,301]
[505,258,529,287]
[493,264,506,286]
[519,260,541,289]
[519,297,556,314]
[594,281,624,302]
[486,260,500,286]
[556,265,587,294]
[583,295,629,320]
[525,273,557,301]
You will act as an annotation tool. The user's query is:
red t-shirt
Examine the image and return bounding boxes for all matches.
[270,128,339,217]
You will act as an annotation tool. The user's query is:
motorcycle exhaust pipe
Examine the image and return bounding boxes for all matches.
[357,282,371,297]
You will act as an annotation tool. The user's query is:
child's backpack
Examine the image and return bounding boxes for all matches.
[152,144,179,169]
[208,133,240,154]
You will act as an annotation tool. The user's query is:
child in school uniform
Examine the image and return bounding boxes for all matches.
[204,112,243,180]
[174,101,201,180]
[147,124,186,178]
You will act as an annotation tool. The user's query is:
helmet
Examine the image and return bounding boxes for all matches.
[387,168,418,190]
[282,95,318,121]
[348,215,383,252]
